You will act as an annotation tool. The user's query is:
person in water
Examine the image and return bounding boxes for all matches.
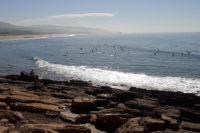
[30,69,34,75]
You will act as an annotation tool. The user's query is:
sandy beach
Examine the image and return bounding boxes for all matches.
[0,34,75,40]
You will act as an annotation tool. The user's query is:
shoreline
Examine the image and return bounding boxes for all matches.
[0,72,200,132]
[0,34,76,40]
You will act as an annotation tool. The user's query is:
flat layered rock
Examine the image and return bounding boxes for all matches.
[161,114,179,130]
[20,123,91,133]
[59,110,80,123]
[0,102,7,109]
[180,121,200,132]
[115,117,146,133]
[0,109,23,123]
[125,98,159,110]
[10,102,61,113]
[153,107,181,119]
[179,108,200,122]
[0,126,9,133]
[116,116,166,133]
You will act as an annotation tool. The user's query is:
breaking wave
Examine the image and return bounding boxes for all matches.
[34,57,200,95]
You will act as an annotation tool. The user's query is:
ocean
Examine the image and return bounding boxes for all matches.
[0,33,200,95]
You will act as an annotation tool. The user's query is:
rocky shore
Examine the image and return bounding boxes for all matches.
[0,72,200,133]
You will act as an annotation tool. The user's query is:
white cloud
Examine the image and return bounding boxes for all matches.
[49,13,116,19]
[20,13,116,24]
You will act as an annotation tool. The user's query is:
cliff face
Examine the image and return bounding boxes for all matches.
[0,73,200,133]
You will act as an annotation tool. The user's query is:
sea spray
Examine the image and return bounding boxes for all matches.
[34,57,200,95]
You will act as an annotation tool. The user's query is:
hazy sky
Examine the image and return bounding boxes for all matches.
[0,0,200,33]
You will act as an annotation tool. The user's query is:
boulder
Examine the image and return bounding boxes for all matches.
[71,97,96,113]
[92,108,132,132]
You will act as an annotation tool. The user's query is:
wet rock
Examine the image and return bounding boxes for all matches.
[5,75,20,80]
[180,121,200,132]
[85,87,114,96]
[20,72,38,82]
[113,91,136,102]
[51,93,74,99]
[71,97,96,113]
[94,98,110,107]
[69,80,91,86]
[30,80,44,90]
[125,98,159,110]
[117,103,142,116]
[180,107,200,122]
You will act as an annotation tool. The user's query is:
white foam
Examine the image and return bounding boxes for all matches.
[34,57,200,95]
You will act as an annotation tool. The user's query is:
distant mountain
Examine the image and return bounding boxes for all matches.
[0,22,37,35]
[0,21,109,35]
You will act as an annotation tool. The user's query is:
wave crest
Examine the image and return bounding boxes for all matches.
[34,57,200,95]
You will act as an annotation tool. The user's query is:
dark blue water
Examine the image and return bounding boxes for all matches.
[0,33,200,94]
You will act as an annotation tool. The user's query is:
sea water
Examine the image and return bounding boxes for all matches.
[0,33,200,95]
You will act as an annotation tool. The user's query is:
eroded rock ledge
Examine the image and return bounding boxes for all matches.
[0,73,199,133]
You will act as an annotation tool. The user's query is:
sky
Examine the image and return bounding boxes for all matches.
[0,0,200,33]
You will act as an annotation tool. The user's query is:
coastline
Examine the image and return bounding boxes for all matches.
[0,34,76,40]
[0,72,199,132]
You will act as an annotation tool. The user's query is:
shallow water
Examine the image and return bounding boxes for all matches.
[0,33,200,95]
